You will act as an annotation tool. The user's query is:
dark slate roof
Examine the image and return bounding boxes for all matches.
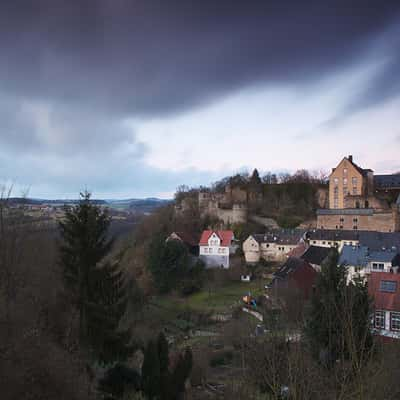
[300,246,331,266]
[340,245,400,267]
[251,229,305,245]
[374,174,400,189]
[339,245,370,267]
[317,208,373,215]
[274,257,311,279]
[358,231,400,252]
[307,229,360,242]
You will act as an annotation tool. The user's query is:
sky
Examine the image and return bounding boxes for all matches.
[1,0,400,199]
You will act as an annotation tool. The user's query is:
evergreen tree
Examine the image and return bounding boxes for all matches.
[306,248,373,367]
[99,363,141,399]
[343,277,373,367]
[141,339,161,400]
[157,332,171,400]
[306,248,346,365]
[59,191,131,363]
[147,236,189,293]
[250,168,262,185]
[88,261,132,364]
[158,332,169,375]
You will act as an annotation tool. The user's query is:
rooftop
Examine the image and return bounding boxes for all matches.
[251,229,306,245]
[199,230,234,247]
[339,244,400,266]
[300,245,331,266]
[374,174,400,189]
[274,257,312,279]
[307,229,360,241]
[368,272,400,312]
[317,208,374,215]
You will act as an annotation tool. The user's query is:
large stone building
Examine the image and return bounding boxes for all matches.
[316,156,400,232]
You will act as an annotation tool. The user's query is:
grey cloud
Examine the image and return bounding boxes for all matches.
[0,1,400,197]
[0,1,399,118]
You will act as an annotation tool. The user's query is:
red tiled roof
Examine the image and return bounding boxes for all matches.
[199,230,234,247]
[368,272,400,311]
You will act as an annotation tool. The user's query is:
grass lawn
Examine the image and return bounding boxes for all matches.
[152,279,267,314]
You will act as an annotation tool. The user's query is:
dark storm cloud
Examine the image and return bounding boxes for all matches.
[0,0,400,117]
[0,0,400,197]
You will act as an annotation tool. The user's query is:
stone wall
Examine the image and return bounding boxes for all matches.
[317,208,399,232]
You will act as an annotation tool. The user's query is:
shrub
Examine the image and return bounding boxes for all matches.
[209,350,233,367]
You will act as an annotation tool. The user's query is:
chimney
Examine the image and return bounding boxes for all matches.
[348,155,353,163]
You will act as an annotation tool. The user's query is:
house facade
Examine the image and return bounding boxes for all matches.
[306,229,360,251]
[242,230,306,264]
[368,272,400,339]
[316,155,400,232]
[199,230,235,268]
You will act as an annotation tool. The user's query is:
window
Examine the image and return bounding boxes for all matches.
[322,241,326,245]
[204,248,208,253]
[355,201,360,208]
[339,225,343,229]
[208,248,212,254]
[375,311,385,329]
[313,241,316,244]
[343,168,348,175]
[334,178,339,185]
[378,263,384,270]
[343,178,348,185]
[380,280,397,293]
[352,177,358,186]
[391,312,400,331]
[365,200,369,208]
[353,226,358,230]
[352,187,358,195]
[353,218,358,223]
[340,217,344,222]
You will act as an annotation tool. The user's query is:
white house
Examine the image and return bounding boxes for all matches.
[199,230,235,268]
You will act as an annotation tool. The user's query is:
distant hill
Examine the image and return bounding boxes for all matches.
[7,197,171,212]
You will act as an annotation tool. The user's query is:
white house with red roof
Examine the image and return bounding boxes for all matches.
[199,230,235,268]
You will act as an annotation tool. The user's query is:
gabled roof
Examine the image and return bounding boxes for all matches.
[331,156,372,178]
[274,257,312,279]
[199,230,234,247]
[300,246,331,266]
[368,272,400,311]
